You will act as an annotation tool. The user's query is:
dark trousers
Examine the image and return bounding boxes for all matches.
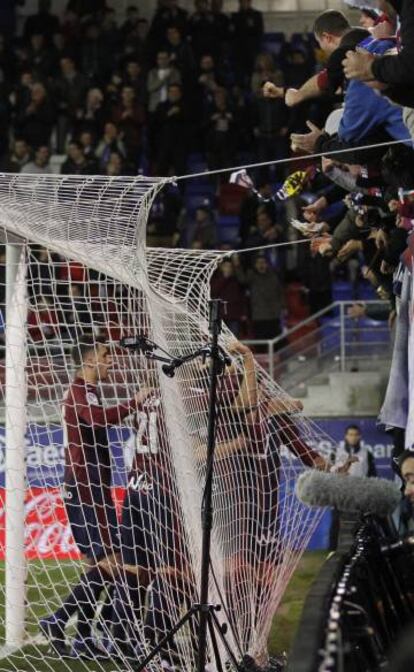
[253,319,282,353]
[253,318,281,340]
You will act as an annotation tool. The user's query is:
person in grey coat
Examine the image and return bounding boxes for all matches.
[235,254,284,340]
[146,51,182,113]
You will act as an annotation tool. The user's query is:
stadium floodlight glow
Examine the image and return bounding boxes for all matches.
[0,172,332,672]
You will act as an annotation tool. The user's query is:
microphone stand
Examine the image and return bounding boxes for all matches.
[122,300,245,672]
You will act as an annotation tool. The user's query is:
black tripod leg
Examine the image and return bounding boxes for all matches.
[209,609,245,672]
[135,606,198,672]
[207,612,225,672]
[197,300,229,672]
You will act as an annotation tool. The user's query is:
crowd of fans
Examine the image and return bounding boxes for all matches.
[4,1,414,665]
[0,0,373,344]
[209,0,414,343]
[2,0,414,349]
[0,0,319,177]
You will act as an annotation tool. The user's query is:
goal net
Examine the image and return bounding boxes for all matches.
[0,173,330,672]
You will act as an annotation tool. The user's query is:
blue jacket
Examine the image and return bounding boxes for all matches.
[339,37,409,144]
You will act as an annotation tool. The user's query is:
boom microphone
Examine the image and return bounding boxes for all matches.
[296,471,401,517]
[119,336,155,353]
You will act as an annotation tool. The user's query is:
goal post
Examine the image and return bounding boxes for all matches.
[0,172,332,672]
[5,240,27,650]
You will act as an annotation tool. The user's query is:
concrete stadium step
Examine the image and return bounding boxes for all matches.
[302,371,388,417]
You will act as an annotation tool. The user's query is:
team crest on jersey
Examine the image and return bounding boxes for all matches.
[62,486,73,501]
[86,392,99,405]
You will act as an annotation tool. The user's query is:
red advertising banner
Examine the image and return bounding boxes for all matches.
[0,487,126,560]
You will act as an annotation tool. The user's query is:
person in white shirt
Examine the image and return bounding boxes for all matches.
[329,424,376,549]
[21,145,53,175]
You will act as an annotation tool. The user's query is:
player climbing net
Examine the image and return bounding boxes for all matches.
[0,173,331,671]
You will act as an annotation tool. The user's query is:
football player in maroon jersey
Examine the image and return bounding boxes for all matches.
[40,335,152,660]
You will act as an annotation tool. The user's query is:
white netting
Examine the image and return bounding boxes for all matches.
[0,173,331,672]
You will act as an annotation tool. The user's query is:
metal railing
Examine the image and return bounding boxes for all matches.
[242,300,392,389]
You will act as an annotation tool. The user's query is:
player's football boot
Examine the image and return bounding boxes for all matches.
[158,646,188,671]
[70,636,110,660]
[102,635,151,666]
[39,614,68,657]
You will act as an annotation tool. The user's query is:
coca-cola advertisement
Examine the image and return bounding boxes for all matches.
[0,423,135,559]
[0,486,126,560]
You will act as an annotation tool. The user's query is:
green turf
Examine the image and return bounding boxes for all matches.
[0,552,327,671]
[0,646,124,672]
[268,551,327,655]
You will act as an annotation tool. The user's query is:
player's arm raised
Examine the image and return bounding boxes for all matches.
[76,386,154,426]
[227,341,259,412]
[276,413,331,471]
[197,434,248,461]
[265,396,304,415]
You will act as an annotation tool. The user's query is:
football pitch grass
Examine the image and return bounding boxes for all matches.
[0,551,326,671]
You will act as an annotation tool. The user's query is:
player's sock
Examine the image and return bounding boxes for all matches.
[112,573,145,649]
[77,566,113,640]
[144,574,182,661]
[54,566,113,636]
[96,584,115,634]
[112,582,133,646]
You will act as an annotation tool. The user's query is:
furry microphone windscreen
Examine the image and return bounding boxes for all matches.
[296,470,401,516]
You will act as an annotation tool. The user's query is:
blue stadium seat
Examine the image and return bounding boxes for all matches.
[320,319,341,353]
[356,318,390,344]
[261,32,286,57]
[356,281,377,301]
[185,194,213,212]
[344,316,389,358]
[217,214,239,227]
[291,32,317,47]
[217,214,240,245]
[263,32,285,44]
[332,280,354,303]
[217,228,240,245]
[185,180,215,195]
[187,153,208,173]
